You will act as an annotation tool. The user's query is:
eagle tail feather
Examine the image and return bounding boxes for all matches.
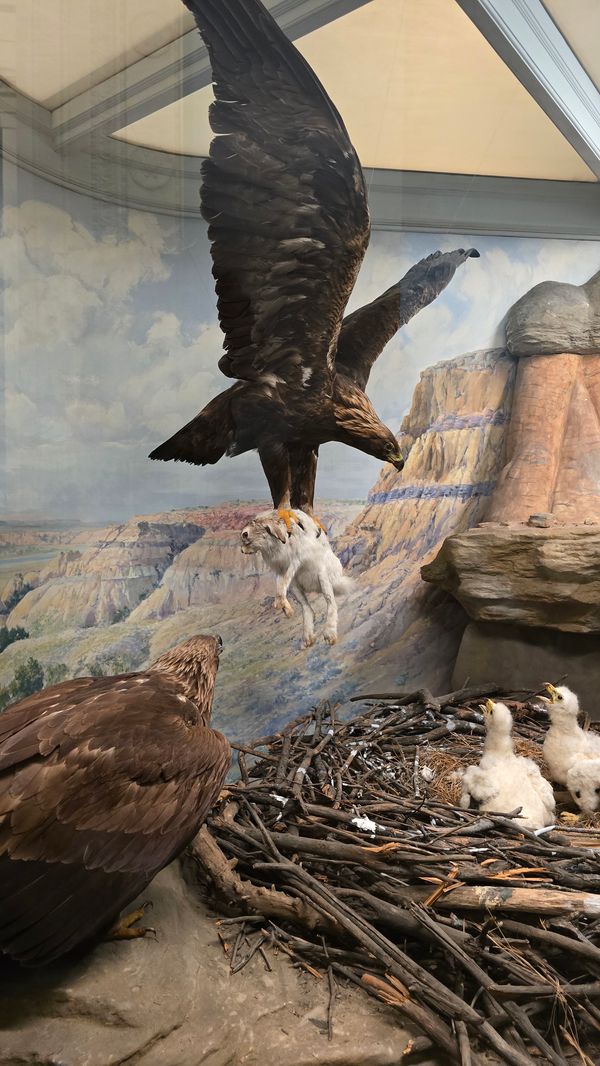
[149,388,235,467]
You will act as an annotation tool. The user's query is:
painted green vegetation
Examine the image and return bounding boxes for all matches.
[0,656,44,711]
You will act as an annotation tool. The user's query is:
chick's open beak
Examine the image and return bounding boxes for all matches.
[541,682,559,703]
[481,698,494,717]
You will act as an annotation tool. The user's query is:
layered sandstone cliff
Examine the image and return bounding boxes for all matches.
[0,349,517,739]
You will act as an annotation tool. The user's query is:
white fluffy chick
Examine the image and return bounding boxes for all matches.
[539,683,600,785]
[460,699,555,830]
[565,760,600,814]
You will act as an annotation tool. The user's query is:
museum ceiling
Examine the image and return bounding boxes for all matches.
[1,0,599,186]
[114,0,598,182]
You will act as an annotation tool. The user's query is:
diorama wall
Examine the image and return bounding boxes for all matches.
[2,163,600,741]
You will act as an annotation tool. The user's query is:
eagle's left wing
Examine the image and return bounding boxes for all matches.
[184,0,371,390]
[336,248,480,389]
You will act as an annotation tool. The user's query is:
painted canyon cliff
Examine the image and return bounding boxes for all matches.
[0,348,516,741]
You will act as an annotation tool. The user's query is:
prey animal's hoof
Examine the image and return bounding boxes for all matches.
[277,508,300,532]
[107,901,156,942]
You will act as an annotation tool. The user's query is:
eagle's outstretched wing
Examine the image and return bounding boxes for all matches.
[0,674,230,964]
[336,248,480,390]
[184,0,370,389]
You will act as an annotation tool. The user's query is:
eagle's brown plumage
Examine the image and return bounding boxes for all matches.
[149,0,478,514]
[0,635,230,966]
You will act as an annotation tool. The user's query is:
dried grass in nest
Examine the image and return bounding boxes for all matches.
[423,734,549,805]
[193,683,600,1066]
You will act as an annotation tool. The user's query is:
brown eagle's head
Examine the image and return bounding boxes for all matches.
[382,435,405,471]
[150,634,222,718]
[365,424,405,471]
[333,379,405,471]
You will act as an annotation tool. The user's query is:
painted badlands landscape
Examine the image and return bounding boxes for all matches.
[0,348,515,742]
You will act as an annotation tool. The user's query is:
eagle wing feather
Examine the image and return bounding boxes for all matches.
[336,248,480,389]
[0,674,230,964]
[184,0,370,388]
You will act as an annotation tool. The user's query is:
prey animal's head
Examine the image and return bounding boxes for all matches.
[538,683,580,722]
[150,634,222,719]
[241,512,288,555]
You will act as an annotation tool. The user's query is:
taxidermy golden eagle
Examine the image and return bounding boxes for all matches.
[0,635,230,966]
[150,0,479,521]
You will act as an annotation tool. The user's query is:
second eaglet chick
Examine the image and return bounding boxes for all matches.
[460,699,555,830]
[565,760,600,815]
[539,683,600,785]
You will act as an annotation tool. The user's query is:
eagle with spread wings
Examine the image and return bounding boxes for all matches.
[150,0,478,523]
[0,636,230,965]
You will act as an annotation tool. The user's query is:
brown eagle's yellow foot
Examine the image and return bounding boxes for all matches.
[559,811,582,826]
[277,508,299,532]
[313,516,327,534]
[108,901,156,942]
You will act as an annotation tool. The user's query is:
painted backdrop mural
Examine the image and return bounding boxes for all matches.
[1,167,600,739]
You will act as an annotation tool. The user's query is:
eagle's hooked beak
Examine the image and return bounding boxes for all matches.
[390,452,404,471]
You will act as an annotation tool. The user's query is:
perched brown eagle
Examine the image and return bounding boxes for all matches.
[0,635,230,966]
[150,0,478,521]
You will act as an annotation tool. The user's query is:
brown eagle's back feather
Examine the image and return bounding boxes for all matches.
[0,640,230,965]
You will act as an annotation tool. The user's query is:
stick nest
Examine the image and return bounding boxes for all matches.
[189,683,600,1066]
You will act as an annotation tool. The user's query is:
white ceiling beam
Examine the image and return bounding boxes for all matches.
[5,82,600,237]
[456,0,600,179]
[51,0,373,149]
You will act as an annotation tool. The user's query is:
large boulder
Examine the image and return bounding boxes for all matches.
[506,270,600,356]
[0,863,412,1066]
[421,524,600,633]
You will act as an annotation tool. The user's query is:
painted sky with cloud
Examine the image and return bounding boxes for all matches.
[2,168,600,522]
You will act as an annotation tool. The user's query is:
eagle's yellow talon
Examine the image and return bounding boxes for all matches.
[277,508,300,532]
[313,516,328,534]
[107,902,156,942]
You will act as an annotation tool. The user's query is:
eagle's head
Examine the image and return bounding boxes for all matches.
[538,683,580,725]
[150,634,222,716]
[383,438,405,471]
[480,698,513,734]
[333,378,405,471]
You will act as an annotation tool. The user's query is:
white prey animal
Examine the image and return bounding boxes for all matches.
[460,699,555,830]
[539,684,600,785]
[240,510,352,646]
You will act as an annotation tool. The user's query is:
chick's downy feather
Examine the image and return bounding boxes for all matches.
[461,701,555,830]
[541,685,600,784]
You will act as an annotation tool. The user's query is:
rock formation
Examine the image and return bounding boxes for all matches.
[486,267,600,525]
[423,266,600,707]
[6,515,207,630]
[423,524,600,631]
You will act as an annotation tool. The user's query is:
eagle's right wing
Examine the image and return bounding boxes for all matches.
[336,248,479,389]
[186,0,371,391]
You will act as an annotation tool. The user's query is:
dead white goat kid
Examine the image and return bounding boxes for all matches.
[240,510,352,646]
